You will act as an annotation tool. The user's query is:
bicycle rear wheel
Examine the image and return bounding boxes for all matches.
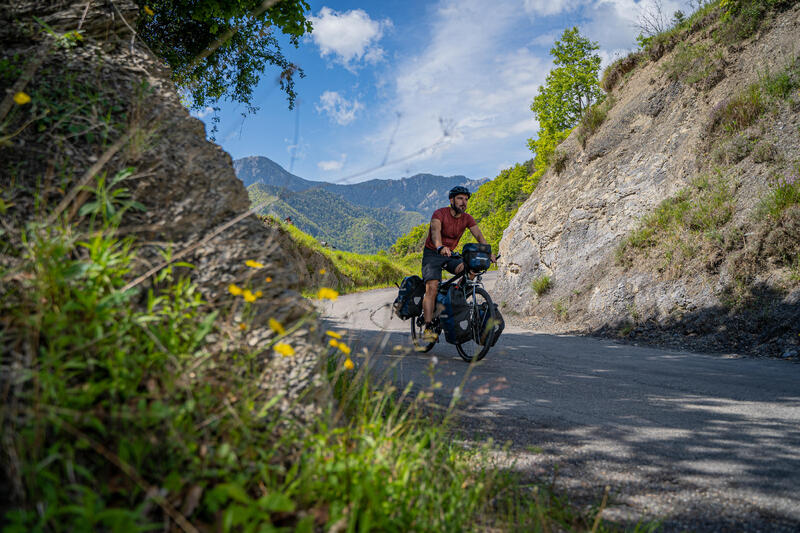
[456,287,495,363]
[410,315,437,353]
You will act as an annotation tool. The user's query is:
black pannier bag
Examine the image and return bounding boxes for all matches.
[462,243,492,272]
[478,302,505,346]
[392,275,425,320]
[437,285,471,344]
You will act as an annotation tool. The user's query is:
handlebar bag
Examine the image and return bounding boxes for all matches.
[462,243,491,272]
[392,275,425,320]
[437,285,471,344]
[478,302,505,346]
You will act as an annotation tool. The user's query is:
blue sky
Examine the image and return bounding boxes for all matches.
[196,0,692,183]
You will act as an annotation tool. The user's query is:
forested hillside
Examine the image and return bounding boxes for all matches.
[248,182,424,253]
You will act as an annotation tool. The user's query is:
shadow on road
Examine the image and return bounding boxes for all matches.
[323,321,800,532]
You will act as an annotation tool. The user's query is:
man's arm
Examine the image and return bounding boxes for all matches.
[469,225,497,262]
[430,218,452,256]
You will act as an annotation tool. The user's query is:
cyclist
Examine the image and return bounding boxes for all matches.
[421,185,495,342]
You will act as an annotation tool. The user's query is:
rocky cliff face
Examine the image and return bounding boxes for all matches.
[1,1,327,416]
[496,4,800,357]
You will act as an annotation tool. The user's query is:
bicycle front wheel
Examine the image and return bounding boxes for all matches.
[455,286,495,363]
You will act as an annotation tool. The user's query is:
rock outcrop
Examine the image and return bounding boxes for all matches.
[496,4,800,357]
[1,1,328,417]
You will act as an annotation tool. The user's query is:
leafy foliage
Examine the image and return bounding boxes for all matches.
[530,27,605,134]
[391,222,429,256]
[466,163,534,252]
[135,0,312,112]
[528,27,603,187]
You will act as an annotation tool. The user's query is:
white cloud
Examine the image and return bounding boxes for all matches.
[193,106,214,119]
[316,91,363,125]
[523,0,582,16]
[318,154,347,171]
[309,7,391,70]
[367,0,547,176]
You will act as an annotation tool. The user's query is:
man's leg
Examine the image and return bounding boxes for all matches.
[452,262,476,280]
[422,279,439,324]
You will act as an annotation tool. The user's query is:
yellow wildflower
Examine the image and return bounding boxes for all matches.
[274,343,294,357]
[238,323,247,331]
[328,338,339,348]
[337,342,351,355]
[13,92,31,105]
[245,260,264,269]
[243,289,257,303]
[265,276,273,283]
[144,5,155,16]
[319,268,326,274]
[228,283,243,296]
[325,330,342,339]
[255,290,263,298]
[269,318,286,335]
[343,358,354,370]
[317,287,339,300]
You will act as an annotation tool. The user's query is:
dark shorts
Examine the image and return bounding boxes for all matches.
[421,247,463,282]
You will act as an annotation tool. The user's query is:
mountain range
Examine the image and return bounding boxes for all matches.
[233,156,488,253]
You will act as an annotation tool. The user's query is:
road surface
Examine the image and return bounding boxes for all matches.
[320,273,800,531]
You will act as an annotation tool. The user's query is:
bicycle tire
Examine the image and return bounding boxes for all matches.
[410,315,437,353]
[455,286,495,363]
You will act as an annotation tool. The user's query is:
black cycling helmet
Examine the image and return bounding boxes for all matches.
[448,185,471,199]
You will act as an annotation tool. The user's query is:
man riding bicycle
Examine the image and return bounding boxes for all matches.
[421,186,496,341]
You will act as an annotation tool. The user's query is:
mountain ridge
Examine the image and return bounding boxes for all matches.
[233,155,488,213]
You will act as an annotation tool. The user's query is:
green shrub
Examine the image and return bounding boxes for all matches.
[553,150,569,175]
[553,300,569,321]
[391,222,429,256]
[576,95,615,148]
[531,275,552,296]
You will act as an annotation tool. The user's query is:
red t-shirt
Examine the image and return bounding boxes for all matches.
[424,207,476,251]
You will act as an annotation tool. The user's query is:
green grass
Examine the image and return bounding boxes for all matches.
[616,172,736,272]
[531,275,552,296]
[274,219,417,294]
[758,167,800,218]
[1,217,629,532]
[577,95,616,148]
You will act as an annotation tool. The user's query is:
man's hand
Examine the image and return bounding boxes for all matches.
[439,246,452,257]
[491,253,497,263]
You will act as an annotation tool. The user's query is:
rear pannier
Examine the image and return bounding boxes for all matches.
[392,275,425,320]
[462,243,491,272]
[437,285,471,344]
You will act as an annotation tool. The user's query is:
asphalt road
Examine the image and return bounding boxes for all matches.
[320,273,800,531]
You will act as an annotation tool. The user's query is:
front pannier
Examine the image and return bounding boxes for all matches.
[437,285,471,344]
[462,243,491,272]
[478,302,505,346]
[392,275,425,320]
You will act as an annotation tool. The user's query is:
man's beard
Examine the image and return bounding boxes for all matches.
[450,202,462,214]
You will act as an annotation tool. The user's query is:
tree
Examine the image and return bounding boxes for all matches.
[136,1,312,113]
[527,27,603,173]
